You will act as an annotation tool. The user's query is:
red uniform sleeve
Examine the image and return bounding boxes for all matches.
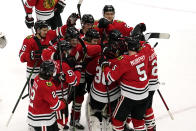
[42,82,65,111]
[19,37,33,63]
[24,0,37,14]
[86,45,101,58]
[58,24,68,37]
[86,56,99,76]
[62,63,81,87]
[104,58,128,83]
[107,20,133,37]
[42,44,57,61]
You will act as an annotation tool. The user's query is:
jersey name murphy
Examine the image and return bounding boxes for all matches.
[130,55,145,66]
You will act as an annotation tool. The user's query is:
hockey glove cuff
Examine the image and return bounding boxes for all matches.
[25,15,34,29]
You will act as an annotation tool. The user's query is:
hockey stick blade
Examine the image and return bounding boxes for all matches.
[145,33,170,41]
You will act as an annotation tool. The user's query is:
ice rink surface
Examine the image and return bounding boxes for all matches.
[0,0,196,130]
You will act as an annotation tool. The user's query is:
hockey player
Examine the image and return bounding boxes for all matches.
[85,39,127,131]
[42,26,87,130]
[100,38,150,131]
[27,61,67,131]
[83,28,100,45]
[80,14,95,38]
[0,32,7,49]
[51,40,82,130]
[95,5,133,37]
[144,43,158,131]
[19,20,63,97]
[24,0,66,30]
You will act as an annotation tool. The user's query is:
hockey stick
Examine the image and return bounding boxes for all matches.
[77,0,83,22]
[21,0,35,35]
[57,33,68,125]
[6,61,38,127]
[157,89,174,120]
[151,39,174,120]
[100,30,112,120]
[145,32,170,41]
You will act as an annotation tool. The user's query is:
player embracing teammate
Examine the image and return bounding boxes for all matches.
[15,2,162,131]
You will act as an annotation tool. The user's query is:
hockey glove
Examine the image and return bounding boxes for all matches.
[98,18,110,28]
[66,13,80,27]
[131,23,146,41]
[54,0,66,14]
[30,50,42,60]
[25,15,34,29]
[99,56,109,69]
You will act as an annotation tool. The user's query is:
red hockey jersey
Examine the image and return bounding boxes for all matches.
[27,75,65,126]
[19,30,59,79]
[24,0,61,20]
[140,43,159,91]
[53,60,81,99]
[104,53,149,101]
[94,20,133,37]
[86,56,120,103]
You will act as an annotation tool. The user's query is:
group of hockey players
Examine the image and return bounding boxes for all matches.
[19,0,159,131]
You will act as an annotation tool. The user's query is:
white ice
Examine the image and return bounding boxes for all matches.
[0,0,196,130]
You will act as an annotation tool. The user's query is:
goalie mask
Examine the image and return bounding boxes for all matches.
[39,61,55,80]
[0,32,7,49]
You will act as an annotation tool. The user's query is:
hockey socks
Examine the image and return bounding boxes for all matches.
[144,107,156,131]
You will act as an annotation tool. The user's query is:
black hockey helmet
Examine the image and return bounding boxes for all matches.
[65,27,80,40]
[81,14,94,24]
[108,30,122,42]
[104,40,125,59]
[125,37,141,52]
[84,29,100,42]
[39,61,55,80]
[34,20,48,32]
[58,40,72,52]
[103,5,115,14]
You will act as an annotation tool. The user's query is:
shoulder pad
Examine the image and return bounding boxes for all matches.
[26,35,33,39]
[117,55,124,60]
[46,81,53,87]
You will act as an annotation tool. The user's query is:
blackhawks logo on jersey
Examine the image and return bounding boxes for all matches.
[117,55,123,60]
[46,81,53,87]
[43,0,57,9]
